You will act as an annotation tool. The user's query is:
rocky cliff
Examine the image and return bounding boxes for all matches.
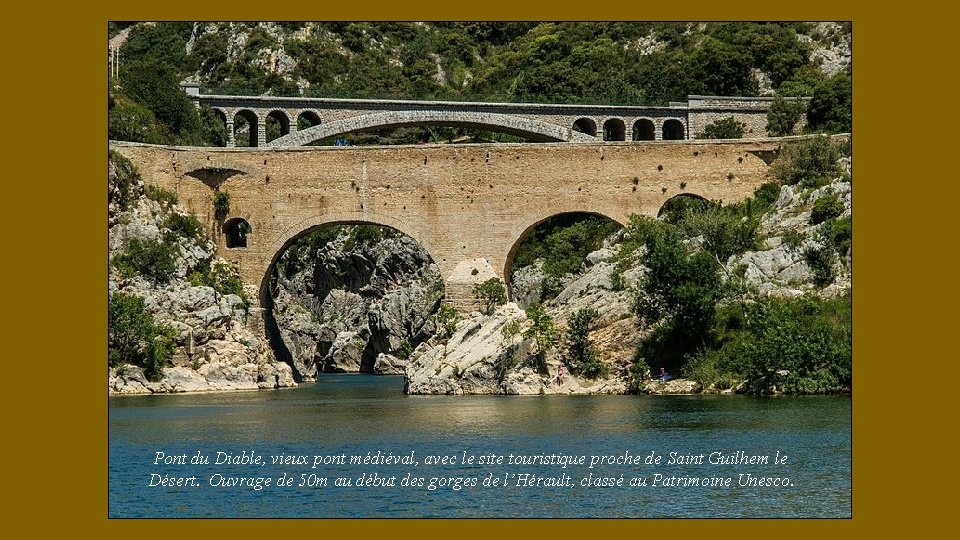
[108,152,295,394]
[268,226,443,380]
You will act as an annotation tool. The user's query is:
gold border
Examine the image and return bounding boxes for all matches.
[17,1,928,536]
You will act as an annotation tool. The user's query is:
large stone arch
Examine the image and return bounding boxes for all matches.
[500,209,626,298]
[259,211,431,303]
[267,110,598,146]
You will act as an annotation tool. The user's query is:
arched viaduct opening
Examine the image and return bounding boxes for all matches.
[633,119,655,141]
[503,211,623,308]
[260,220,444,381]
[233,109,259,147]
[265,110,291,143]
[662,119,685,140]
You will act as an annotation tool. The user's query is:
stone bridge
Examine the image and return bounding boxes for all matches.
[183,84,800,147]
[110,137,788,314]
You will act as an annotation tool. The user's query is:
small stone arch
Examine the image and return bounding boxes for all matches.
[265,110,291,143]
[233,109,260,147]
[223,217,252,248]
[632,118,655,141]
[657,193,714,224]
[502,210,625,300]
[603,118,626,141]
[297,110,322,130]
[662,119,686,141]
[573,117,597,137]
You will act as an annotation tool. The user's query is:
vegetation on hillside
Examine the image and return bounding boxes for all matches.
[109,21,851,145]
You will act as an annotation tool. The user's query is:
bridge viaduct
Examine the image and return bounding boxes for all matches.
[182,83,801,147]
[111,137,785,313]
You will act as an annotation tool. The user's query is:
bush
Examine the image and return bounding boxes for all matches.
[523,303,558,372]
[697,116,747,139]
[511,214,620,280]
[109,150,141,212]
[112,238,177,284]
[189,260,250,310]
[145,185,178,207]
[214,191,231,221]
[108,292,175,381]
[706,294,851,393]
[781,229,806,252]
[771,135,840,187]
[564,307,606,378]
[473,278,506,316]
[766,95,806,136]
[433,304,460,340]
[810,192,844,225]
[804,244,838,286]
[163,212,205,242]
[807,71,851,134]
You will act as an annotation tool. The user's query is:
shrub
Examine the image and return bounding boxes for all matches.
[807,71,851,134]
[109,150,142,212]
[771,135,840,187]
[781,229,806,252]
[564,307,607,378]
[766,95,806,136]
[112,238,177,284]
[810,192,844,225]
[804,244,838,286]
[433,304,460,340]
[108,292,175,381]
[214,191,231,221]
[697,116,746,139]
[145,185,178,207]
[511,214,620,280]
[523,303,558,372]
[473,278,506,316]
[163,212,205,242]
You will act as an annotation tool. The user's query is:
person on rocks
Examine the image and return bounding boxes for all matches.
[557,364,564,386]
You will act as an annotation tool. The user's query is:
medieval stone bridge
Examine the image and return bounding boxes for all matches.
[111,137,787,312]
[183,83,797,147]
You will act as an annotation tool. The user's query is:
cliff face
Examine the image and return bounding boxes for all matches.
[268,227,443,380]
[107,153,295,394]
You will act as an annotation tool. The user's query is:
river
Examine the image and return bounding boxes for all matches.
[109,374,850,518]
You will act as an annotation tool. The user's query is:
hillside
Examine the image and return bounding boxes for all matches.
[108,21,852,146]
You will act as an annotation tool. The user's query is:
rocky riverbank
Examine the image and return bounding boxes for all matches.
[108,151,295,394]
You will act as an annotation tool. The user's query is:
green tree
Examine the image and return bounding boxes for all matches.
[807,71,852,133]
[473,278,506,315]
[564,308,606,378]
[766,95,806,136]
[523,303,558,372]
[108,292,175,381]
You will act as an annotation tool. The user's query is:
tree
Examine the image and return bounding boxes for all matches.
[766,95,806,136]
[697,116,747,139]
[523,303,558,372]
[564,308,606,378]
[108,293,175,381]
[807,71,852,133]
[473,278,506,315]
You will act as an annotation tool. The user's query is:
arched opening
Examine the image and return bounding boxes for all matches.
[662,119,685,140]
[657,193,715,224]
[233,109,259,147]
[572,118,597,137]
[504,212,622,308]
[297,110,322,131]
[632,119,655,141]
[206,108,229,147]
[265,110,291,143]
[223,217,251,248]
[262,222,443,381]
[603,118,626,141]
